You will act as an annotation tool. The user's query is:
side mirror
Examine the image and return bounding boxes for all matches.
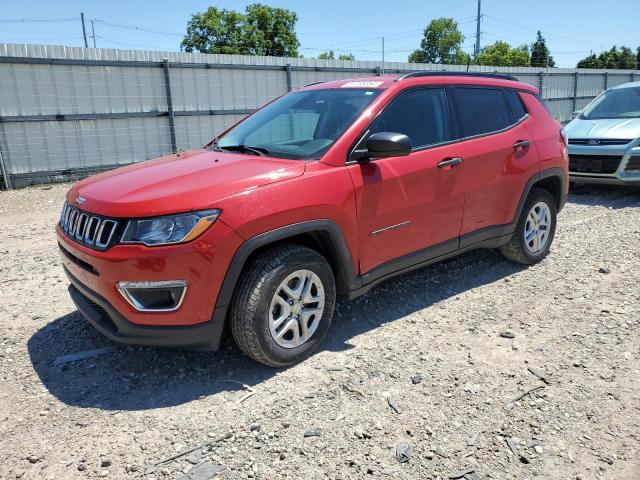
[360,132,412,162]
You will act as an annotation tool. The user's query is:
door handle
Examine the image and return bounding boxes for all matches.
[437,157,463,168]
[513,140,530,151]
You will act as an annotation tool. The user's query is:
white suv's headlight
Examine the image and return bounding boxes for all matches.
[121,209,220,246]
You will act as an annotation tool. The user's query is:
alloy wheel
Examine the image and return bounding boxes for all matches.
[268,269,325,349]
[524,201,551,254]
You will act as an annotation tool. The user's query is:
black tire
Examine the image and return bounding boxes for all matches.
[499,187,557,265]
[230,244,336,367]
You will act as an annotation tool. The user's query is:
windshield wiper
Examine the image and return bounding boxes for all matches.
[211,144,268,156]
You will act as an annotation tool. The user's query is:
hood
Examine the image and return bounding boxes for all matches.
[67,149,306,217]
[565,117,640,140]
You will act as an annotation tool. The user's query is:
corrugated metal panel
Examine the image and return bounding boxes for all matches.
[174,114,245,151]
[1,117,173,174]
[0,42,638,186]
[170,68,286,111]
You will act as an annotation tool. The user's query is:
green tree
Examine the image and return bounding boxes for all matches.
[576,46,638,69]
[475,41,530,67]
[637,47,640,69]
[338,53,356,61]
[318,50,356,60]
[408,17,468,64]
[181,3,299,56]
[530,31,555,67]
[242,4,300,56]
[576,54,600,68]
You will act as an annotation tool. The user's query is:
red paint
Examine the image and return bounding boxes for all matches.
[58,74,567,331]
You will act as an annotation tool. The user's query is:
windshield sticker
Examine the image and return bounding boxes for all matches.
[341,81,384,88]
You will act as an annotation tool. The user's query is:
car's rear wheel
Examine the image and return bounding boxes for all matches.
[499,187,557,265]
[230,244,336,367]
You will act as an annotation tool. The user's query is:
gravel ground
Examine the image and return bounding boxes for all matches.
[0,182,639,480]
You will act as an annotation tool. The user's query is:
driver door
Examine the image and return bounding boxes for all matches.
[347,87,466,274]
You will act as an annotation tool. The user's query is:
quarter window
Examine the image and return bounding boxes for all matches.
[368,88,451,149]
[504,90,527,121]
[453,87,512,137]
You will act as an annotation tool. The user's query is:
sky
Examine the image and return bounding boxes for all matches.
[0,0,638,68]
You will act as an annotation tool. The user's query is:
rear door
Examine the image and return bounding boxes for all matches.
[450,87,541,241]
[347,87,467,274]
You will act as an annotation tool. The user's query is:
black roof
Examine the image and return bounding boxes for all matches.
[396,71,519,82]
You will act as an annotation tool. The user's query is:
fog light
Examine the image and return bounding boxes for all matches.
[117,280,187,312]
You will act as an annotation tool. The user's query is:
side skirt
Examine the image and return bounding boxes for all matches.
[345,226,513,300]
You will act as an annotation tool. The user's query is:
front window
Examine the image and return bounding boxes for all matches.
[581,87,640,120]
[214,88,382,160]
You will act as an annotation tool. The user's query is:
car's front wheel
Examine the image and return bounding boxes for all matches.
[230,244,336,367]
[500,187,557,265]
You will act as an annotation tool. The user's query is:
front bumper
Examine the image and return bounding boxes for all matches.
[66,266,225,349]
[57,217,244,349]
[568,141,640,185]
[570,175,640,186]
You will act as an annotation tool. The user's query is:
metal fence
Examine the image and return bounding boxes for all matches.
[1,43,639,189]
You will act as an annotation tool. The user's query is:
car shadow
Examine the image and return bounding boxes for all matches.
[568,183,640,208]
[28,248,525,411]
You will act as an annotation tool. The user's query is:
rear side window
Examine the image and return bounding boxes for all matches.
[453,87,511,137]
[368,88,451,149]
[504,90,527,121]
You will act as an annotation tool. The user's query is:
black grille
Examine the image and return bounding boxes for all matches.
[568,138,632,146]
[70,284,118,334]
[59,202,120,250]
[58,243,99,275]
[625,157,640,172]
[569,155,622,174]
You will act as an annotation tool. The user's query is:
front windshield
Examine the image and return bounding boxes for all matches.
[581,86,640,120]
[214,88,382,160]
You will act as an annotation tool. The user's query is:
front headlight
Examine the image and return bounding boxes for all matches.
[121,209,221,246]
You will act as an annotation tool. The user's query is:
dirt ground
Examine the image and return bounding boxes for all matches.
[0,182,638,480]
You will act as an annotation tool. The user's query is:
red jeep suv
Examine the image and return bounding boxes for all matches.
[57,72,569,367]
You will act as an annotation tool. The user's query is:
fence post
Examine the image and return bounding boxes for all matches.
[0,147,11,190]
[285,63,292,92]
[572,71,579,113]
[162,58,178,154]
[603,71,608,90]
[375,66,381,76]
[538,71,544,97]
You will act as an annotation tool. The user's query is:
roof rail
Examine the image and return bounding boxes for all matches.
[304,80,327,87]
[396,71,519,82]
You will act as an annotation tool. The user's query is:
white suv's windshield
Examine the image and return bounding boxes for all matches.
[581,86,640,120]
[213,88,382,160]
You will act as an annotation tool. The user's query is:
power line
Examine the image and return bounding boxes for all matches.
[91,19,183,37]
[484,14,605,49]
[0,17,78,23]
[93,34,166,50]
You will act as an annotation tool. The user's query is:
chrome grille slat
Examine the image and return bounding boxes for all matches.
[59,201,119,250]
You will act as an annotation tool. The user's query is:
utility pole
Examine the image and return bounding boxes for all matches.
[381,37,385,75]
[474,0,481,56]
[80,12,88,48]
[91,19,96,48]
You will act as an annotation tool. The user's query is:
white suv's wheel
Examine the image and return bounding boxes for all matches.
[500,188,557,265]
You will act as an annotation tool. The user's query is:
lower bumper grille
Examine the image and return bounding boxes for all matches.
[569,154,621,174]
